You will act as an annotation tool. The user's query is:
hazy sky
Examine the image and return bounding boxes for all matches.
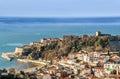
[0,0,120,17]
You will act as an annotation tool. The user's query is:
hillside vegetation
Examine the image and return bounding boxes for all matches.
[20,35,110,60]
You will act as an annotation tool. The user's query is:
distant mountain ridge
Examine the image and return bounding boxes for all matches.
[0,17,120,23]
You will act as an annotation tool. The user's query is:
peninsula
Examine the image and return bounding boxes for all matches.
[1,31,120,79]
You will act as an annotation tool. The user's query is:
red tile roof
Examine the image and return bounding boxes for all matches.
[87,75,98,79]
[94,67,104,71]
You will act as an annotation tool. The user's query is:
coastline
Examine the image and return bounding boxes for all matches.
[1,53,46,72]
[17,59,46,65]
[1,52,15,61]
[1,31,120,78]
[16,59,46,72]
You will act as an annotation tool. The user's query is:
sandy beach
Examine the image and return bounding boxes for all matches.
[16,59,46,73]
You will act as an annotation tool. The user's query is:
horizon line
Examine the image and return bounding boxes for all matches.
[1,16,120,18]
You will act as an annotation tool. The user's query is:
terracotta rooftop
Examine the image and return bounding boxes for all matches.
[87,75,98,79]
[99,57,105,60]
[94,67,104,71]
[110,57,119,62]
[47,66,57,72]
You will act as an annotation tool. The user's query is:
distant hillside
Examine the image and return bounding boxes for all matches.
[1,17,120,23]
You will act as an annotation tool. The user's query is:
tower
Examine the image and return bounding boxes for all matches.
[96,31,101,36]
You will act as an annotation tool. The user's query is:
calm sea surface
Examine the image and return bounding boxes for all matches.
[0,17,120,69]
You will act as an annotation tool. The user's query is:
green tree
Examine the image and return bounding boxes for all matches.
[97,38,103,47]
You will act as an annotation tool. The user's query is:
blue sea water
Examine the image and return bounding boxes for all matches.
[0,17,120,69]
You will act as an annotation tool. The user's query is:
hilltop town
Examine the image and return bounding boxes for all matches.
[13,31,120,60]
[1,31,120,79]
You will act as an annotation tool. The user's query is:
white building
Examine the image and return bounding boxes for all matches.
[104,64,120,69]
[83,55,90,62]
[43,74,51,79]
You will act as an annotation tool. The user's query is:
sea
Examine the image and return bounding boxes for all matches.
[0,17,120,70]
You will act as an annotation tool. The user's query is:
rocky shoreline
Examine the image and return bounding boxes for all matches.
[1,52,46,73]
[1,52,15,61]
